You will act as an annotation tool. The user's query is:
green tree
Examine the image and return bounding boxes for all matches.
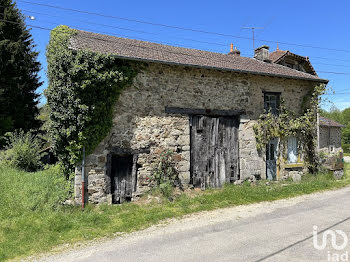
[0,0,41,145]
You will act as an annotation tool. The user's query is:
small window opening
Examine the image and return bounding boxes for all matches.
[264,92,280,115]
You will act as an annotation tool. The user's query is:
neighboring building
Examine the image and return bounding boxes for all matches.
[67,29,328,204]
[318,116,344,153]
[269,47,317,75]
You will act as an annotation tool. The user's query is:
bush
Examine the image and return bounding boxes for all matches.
[0,130,43,171]
[152,150,183,199]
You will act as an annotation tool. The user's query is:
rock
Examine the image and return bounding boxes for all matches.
[177,161,190,172]
[248,175,257,182]
[333,170,344,180]
[234,180,243,185]
[291,173,301,182]
[63,199,74,205]
[182,145,190,151]
[177,135,190,146]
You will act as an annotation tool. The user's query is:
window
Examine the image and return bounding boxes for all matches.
[287,137,298,163]
[285,63,294,69]
[264,92,280,115]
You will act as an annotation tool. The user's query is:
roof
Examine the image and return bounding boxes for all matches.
[269,49,289,63]
[319,116,345,128]
[269,49,317,75]
[69,29,328,83]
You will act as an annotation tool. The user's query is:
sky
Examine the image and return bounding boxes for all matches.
[15,0,350,111]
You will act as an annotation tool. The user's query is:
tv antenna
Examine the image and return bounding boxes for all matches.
[242,27,264,50]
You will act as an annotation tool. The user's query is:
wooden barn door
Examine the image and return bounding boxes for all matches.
[190,115,239,189]
[110,154,137,203]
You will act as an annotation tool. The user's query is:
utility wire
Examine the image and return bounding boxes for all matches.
[16,0,350,54]
[0,6,254,54]
[2,17,350,77]
[13,7,254,51]
[5,11,350,67]
[5,4,350,63]
[0,17,331,82]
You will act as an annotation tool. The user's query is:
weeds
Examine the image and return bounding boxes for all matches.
[0,164,349,261]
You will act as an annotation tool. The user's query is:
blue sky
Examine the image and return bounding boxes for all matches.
[16,0,350,111]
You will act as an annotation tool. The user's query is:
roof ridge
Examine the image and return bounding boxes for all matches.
[69,27,328,83]
[74,28,232,57]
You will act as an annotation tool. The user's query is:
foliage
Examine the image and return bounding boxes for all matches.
[0,0,41,146]
[0,163,72,215]
[342,143,350,153]
[152,150,183,199]
[0,130,43,171]
[254,84,326,173]
[45,25,136,176]
[36,104,51,148]
[1,163,349,261]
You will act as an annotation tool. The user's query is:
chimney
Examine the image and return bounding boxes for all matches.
[254,45,270,62]
[228,43,241,56]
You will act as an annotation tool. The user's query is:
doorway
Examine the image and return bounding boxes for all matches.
[109,154,135,204]
[266,138,278,180]
[190,115,239,189]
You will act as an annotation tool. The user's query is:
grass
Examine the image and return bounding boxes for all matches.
[1,164,350,261]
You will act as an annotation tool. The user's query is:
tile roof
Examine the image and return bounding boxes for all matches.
[69,29,328,83]
[269,50,288,63]
[319,116,345,128]
[269,49,317,75]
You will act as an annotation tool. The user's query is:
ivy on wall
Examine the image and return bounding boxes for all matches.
[253,84,326,173]
[45,25,137,176]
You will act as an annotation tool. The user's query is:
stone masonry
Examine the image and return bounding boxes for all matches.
[75,61,318,204]
[319,126,342,153]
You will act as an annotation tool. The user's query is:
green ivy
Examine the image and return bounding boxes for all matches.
[45,25,137,176]
[253,84,326,173]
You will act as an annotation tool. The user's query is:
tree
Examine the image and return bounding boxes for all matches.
[0,0,41,145]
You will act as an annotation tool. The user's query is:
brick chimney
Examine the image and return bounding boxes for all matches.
[254,45,270,62]
[228,43,241,56]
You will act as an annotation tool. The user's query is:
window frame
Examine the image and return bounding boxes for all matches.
[287,136,298,164]
[263,91,281,115]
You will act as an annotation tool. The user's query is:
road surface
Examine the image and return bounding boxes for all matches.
[41,186,350,262]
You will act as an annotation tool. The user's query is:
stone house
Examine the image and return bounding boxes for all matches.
[69,30,328,204]
[318,116,344,153]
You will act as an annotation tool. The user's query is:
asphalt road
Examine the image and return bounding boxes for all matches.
[42,187,350,262]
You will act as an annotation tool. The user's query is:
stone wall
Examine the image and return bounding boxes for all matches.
[319,126,342,153]
[74,61,318,204]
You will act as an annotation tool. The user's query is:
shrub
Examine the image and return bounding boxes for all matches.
[0,130,43,171]
[152,150,183,199]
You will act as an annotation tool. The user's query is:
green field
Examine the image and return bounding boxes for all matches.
[1,163,350,261]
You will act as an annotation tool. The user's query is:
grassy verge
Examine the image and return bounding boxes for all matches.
[1,164,350,261]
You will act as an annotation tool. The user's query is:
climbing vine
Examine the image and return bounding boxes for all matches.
[45,25,137,176]
[253,84,326,173]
